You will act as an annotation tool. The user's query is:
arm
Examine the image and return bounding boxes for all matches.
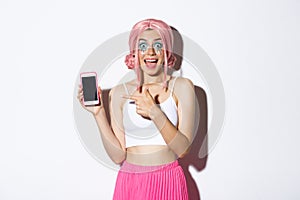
[150,78,195,157]
[78,85,126,164]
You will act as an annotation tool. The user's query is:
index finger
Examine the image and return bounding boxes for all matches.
[121,94,139,101]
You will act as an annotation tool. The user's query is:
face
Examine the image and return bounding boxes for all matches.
[137,29,165,76]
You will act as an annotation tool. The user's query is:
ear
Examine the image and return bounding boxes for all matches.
[167,53,176,68]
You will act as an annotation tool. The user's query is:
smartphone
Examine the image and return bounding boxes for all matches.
[80,72,100,106]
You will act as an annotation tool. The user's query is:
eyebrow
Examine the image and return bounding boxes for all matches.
[138,38,162,42]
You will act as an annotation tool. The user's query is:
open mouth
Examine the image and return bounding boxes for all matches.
[143,59,158,69]
[144,59,158,64]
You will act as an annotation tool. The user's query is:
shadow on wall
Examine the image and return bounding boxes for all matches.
[172,26,208,200]
[100,27,208,200]
[170,27,208,200]
[179,85,208,200]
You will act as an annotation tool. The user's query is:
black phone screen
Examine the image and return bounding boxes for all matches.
[82,76,98,101]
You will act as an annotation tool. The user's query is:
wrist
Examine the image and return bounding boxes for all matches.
[93,106,105,118]
[149,105,167,131]
[149,104,161,120]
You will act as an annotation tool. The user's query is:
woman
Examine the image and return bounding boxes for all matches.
[78,19,196,200]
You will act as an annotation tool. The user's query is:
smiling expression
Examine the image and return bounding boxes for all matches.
[138,29,165,76]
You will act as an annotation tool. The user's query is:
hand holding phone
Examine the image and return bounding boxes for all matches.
[80,72,100,106]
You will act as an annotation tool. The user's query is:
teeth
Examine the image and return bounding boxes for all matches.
[145,59,157,63]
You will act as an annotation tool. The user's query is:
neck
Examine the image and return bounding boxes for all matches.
[142,73,165,84]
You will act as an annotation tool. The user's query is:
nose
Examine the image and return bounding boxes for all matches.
[147,47,156,55]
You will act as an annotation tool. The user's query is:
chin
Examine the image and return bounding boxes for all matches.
[141,64,163,76]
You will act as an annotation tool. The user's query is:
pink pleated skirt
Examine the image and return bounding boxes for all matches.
[113,160,188,200]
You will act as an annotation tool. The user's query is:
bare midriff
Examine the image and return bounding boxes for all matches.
[126,145,177,166]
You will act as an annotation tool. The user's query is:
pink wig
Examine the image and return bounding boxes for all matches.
[124,19,176,88]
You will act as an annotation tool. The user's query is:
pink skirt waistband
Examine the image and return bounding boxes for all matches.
[120,160,179,173]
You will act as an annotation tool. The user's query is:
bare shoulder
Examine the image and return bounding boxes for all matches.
[173,77,194,91]
[109,84,125,96]
[172,77,196,116]
[109,80,136,105]
[108,84,127,106]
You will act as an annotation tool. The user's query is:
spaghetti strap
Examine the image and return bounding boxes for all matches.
[123,83,129,95]
[170,76,178,95]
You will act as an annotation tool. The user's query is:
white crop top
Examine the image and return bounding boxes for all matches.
[122,77,178,148]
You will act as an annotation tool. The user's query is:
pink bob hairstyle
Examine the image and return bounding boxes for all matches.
[124,19,176,88]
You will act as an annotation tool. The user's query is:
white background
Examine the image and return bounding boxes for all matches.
[1,0,299,199]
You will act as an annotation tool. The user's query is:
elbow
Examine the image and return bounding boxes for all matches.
[169,134,192,158]
[103,143,126,164]
[177,145,191,158]
[111,152,126,164]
